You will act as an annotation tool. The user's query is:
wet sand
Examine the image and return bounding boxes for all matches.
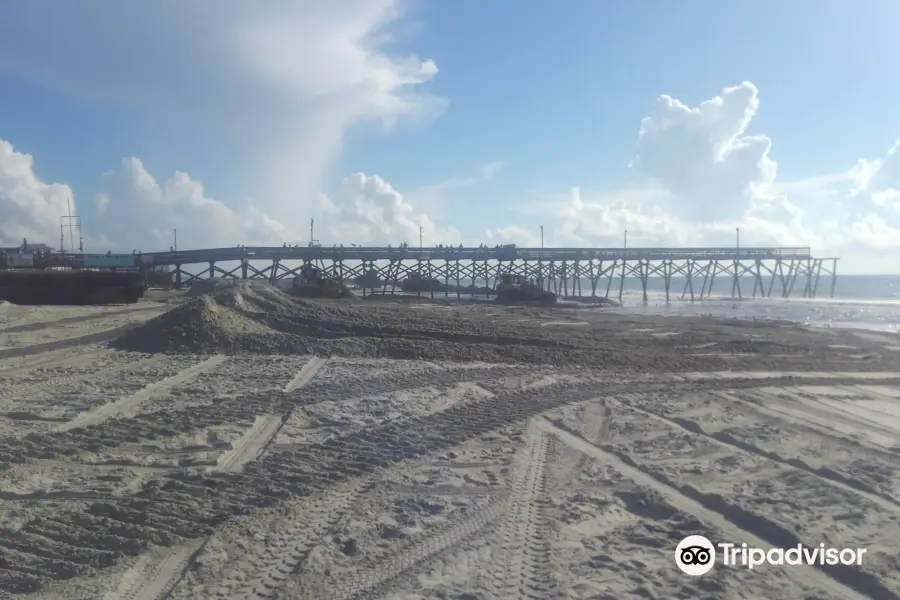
[1,285,900,599]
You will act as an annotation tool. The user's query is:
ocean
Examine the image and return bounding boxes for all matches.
[608,274,900,333]
[370,274,900,333]
[278,272,900,334]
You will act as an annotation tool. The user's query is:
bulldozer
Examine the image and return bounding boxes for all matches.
[495,274,557,305]
[291,264,353,299]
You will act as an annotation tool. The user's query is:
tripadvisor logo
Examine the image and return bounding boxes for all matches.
[675,535,716,576]
[675,535,867,575]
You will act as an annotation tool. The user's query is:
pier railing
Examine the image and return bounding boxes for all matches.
[138,245,811,265]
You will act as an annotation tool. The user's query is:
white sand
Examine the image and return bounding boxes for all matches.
[0,300,899,599]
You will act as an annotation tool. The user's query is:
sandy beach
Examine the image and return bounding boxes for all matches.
[1,282,900,600]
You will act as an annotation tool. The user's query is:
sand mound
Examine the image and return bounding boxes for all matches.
[113,293,302,354]
[0,299,51,324]
[114,281,797,370]
[111,281,615,365]
[361,294,451,305]
[185,278,250,298]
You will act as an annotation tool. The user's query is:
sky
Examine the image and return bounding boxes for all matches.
[0,0,899,274]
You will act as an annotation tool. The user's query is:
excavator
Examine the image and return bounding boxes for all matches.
[291,264,353,299]
[495,274,557,305]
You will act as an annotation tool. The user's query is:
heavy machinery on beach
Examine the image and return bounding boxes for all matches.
[400,272,446,293]
[495,274,557,305]
[291,264,353,299]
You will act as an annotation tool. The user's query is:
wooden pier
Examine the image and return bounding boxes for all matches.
[130,245,839,302]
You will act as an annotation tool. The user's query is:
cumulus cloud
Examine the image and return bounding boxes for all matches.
[0,141,75,246]
[0,0,441,220]
[513,82,789,250]
[792,141,900,252]
[510,82,900,265]
[0,138,293,251]
[503,186,693,248]
[852,141,900,211]
[0,134,494,252]
[634,82,776,221]
[485,226,543,247]
[848,213,900,249]
[321,172,463,246]
[4,56,900,273]
[88,158,288,252]
[558,187,696,247]
[311,162,503,247]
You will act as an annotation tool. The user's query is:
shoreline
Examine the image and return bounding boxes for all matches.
[4,290,900,340]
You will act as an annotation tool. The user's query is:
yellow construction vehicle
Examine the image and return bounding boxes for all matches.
[495,274,556,305]
[291,264,353,299]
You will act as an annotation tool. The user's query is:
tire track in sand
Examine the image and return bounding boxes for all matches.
[166,357,331,600]
[56,355,228,432]
[106,540,205,600]
[284,357,327,393]
[214,357,327,474]
[714,390,900,462]
[0,322,145,361]
[488,420,555,600]
[0,355,170,415]
[553,398,610,486]
[539,417,895,600]
[310,414,545,600]
[199,477,375,600]
[324,423,555,600]
[612,395,900,513]
[0,305,163,334]
[0,347,111,377]
[12,375,889,596]
[320,494,508,600]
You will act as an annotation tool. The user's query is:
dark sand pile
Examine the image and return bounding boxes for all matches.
[111,281,896,370]
[362,293,452,305]
[112,282,595,365]
[185,278,243,298]
[115,294,300,354]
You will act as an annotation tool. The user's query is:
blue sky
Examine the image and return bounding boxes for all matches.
[346,0,898,186]
[0,1,898,272]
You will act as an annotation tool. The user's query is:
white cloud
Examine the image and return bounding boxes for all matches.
[4,60,900,273]
[395,161,504,223]
[485,226,542,247]
[0,0,441,220]
[83,158,289,252]
[513,82,898,267]
[322,172,463,246]
[634,81,776,221]
[510,187,692,249]
[311,161,502,247]
[513,82,788,250]
[852,141,900,212]
[848,213,900,249]
[0,140,75,246]
[0,135,494,252]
